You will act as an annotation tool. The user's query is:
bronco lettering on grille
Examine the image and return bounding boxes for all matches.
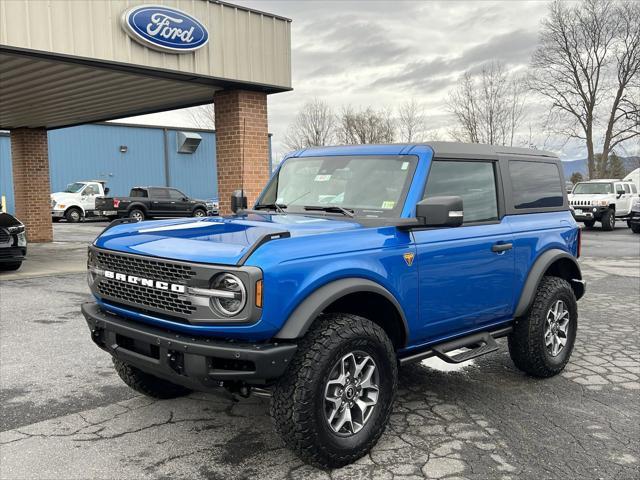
[103,270,186,293]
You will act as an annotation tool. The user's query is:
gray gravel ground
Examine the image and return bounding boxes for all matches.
[0,224,638,479]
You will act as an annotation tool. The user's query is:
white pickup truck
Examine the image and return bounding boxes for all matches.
[51,181,110,223]
[568,179,638,230]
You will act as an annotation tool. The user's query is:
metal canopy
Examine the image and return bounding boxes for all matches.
[0,50,221,130]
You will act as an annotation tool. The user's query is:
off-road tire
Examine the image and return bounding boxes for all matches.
[64,207,82,223]
[508,276,577,378]
[601,209,615,231]
[128,208,145,222]
[113,359,191,399]
[0,261,22,271]
[631,223,640,234]
[192,208,207,217]
[583,219,595,229]
[270,313,397,468]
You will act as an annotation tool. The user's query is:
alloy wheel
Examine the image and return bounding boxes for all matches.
[324,351,379,436]
[544,300,570,357]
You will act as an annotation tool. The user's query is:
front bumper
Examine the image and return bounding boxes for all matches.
[51,210,64,218]
[0,246,26,262]
[82,302,297,388]
[573,205,608,221]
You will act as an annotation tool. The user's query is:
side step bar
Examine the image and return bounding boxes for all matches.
[399,326,512,365]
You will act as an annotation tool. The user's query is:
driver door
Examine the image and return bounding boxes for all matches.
[412,159,515,343]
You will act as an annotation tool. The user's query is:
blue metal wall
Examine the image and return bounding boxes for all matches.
[0,134,14,214]
[0,124,220,215]
[0,124,274,215]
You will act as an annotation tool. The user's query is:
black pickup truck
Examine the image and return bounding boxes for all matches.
[95,187,217,221]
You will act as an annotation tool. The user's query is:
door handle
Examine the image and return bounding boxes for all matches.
[491,242,513,253]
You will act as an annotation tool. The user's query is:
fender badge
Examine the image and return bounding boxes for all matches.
[403,252,415,267]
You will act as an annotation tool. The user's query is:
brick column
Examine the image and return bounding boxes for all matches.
[10,128,53,242]
[213,90,270,215]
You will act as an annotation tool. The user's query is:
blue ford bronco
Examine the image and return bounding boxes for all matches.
[82,142,585,468]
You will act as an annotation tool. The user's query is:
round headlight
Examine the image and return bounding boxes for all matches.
[210,273,246,316]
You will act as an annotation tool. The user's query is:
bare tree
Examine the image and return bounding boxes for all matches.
[529,0,639,179]
[398,99,426,142]
[184,104,215,129]
[447,62,526,146]
[337,106,396,144]
[283,99,336,151]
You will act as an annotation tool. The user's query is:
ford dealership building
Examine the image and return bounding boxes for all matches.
[0,0,292,241]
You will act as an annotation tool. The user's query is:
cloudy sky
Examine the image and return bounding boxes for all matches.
[124,0,638,162]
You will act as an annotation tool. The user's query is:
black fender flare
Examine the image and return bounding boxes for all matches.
[514,249,584,318]
[274,278,409,344]
[127,203,148,214]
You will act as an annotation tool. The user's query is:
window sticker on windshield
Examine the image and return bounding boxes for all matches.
[401,162,409,170]
[381,201,395,209]
[314,174,332,182]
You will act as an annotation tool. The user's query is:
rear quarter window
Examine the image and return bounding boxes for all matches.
[509,161,564,209]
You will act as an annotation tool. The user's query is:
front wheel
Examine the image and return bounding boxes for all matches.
[271,313,397,468]
[113,359,191,399]
[192,208,206,217]
[64,207,82,223]
[600,209,615,231]
[583,219,595,229]
[0,261,22,271]
[508,276,578,378]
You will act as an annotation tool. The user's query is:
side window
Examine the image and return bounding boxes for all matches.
[631,184,638,194]
[84,184,98,195]
[168,189,185,200]
[150,188,169,199]
[509,161,563,209]
[624,184,631,194]
[423,160,498,223]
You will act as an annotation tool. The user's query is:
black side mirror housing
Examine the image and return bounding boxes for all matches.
[617,189,625,197]
[104,187,110,195]
[415,196,464,227]
[230,190,247,213]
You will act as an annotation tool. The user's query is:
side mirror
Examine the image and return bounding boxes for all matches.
[416,196,464,227]
[104,187,110,195]
[617,189,625,197]
[230,190,247,213]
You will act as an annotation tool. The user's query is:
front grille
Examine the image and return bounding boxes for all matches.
[98,278,196,316]
[96,250,196,283]
[570,200,592,207]
[0,228,9,244]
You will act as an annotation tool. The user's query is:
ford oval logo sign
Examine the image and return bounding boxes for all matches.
[121,5,209,53]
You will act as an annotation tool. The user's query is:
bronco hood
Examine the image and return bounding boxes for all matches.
[94,213,362,265]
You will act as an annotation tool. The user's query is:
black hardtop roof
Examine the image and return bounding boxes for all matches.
[425,141,557,159]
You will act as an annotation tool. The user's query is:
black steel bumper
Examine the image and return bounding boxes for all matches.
[573,205,608,221]
[0,246,26,262]
[81,302,297,389]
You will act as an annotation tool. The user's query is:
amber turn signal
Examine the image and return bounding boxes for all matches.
[255,279,263,308]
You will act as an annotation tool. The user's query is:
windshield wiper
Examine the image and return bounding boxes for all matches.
[303,205,355,218]
[254,203,287,214]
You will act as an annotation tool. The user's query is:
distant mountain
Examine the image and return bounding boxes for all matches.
[562,156,640,179]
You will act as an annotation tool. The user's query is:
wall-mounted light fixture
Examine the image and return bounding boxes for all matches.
[119,145,128,153]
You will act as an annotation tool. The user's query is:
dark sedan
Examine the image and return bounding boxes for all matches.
[0,213,27,271]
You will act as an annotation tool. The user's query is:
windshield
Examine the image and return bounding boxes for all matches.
[572,183,613,195]
[259,155,417,217]
[64,182,86,193]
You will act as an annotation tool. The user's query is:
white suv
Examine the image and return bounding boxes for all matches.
[568,179,638,230]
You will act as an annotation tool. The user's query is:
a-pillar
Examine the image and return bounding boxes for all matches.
[213,90,270,215]
[10,128,53,242]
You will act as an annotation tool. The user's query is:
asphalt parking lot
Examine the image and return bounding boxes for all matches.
[1,222,639,479]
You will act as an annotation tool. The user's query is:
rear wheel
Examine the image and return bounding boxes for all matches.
[583,219,595,228]
[508,276,578,377]
[128,208,145,222]
[600,209,615,231]
[113,359,191,399]
[192,208,206,217]
[631,222,640,234]
[271,313,397,468]
[64,207,82,223]
[0,261,22,271]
